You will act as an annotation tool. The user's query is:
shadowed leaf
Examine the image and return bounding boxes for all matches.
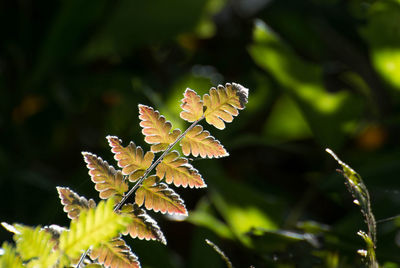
[107,136,154,182]
[57,187,96,220]
[138,104,181,152]
[135,176,187,215]
[180,125,228,158]
[59,199,132,259]
[156,150,206,188]
[180,88,204,122]
[82,152,128,203]
[120,203,166,244]
[203,83,248,130]
[90,237,140,268]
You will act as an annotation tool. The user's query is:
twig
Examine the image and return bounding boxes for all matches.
[205,239,233,268]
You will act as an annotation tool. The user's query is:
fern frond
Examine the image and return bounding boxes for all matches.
[180,125,228,158]
[7,224,59,267]
[138,105,181,152]
[180,88,204,122]
[107,136,154,182]
[0,242,24,268]
[120,203,166,244]
[135,176,188,215]
[57,187,96,220]
[59,199,132,259]
[156,150,206,188]
[90,237,140,268]
[83,152,129,202]
[203,83,248,129]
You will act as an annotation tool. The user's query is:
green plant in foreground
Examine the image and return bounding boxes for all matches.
[0,83,249,267]
[326,149,378,268]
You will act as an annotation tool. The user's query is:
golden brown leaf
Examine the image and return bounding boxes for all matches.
[82,152,128,203]
[138,105,181,152]
[56,187,96,220]
[180,125,228,158]
[203,83,248,129]
[135,176,187,215]
[156,151,206,188]
[120,203,166,245]
[89,237,140,268]
[180,88,204,122]
[107,136,154,182]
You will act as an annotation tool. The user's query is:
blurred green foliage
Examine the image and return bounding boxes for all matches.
[1,0,400,267]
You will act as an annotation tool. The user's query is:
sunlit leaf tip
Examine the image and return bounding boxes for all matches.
[82,151,128,202]
[180,88,204,122]
[135,176,188,216]
[203,82,249,130]
[56,187,96,220]
[180,125,228,158]
[138,104,181,152]
[120,203,167,245]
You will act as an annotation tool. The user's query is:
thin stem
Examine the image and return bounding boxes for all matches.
[76,116,203,267]
[114,117,203,211]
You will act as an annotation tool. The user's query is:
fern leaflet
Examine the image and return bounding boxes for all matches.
[57,187,96,219]
[135,175,188,215]
[120,203,166,244]
[180,88,204,122]
[83,152,128,203]
[180,125,228,158]
[59,199,132,259]
[203,83,248,130]
[107,136,154,182]
[156,150,206,188]
[139,104,181,152]
[89,237,140,268]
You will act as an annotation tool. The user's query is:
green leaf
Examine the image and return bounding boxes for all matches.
[5,224,59,267]
[59,199,132,259]
[250,20,363,148]
[0,242,24,268]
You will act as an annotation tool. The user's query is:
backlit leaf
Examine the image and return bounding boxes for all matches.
[107,136,154,182]
[0,242,24,268]
[83,152,128,203]
[180,125,228,158]
[180,88,204,122]
[203,83,248,130]
[90,237,140,268]
[135,176,187,215]
[57,187,96,220]
[138,104,181,152]
[156,150,206,188]
[10,224,58,267]
[59,199,132,259]
[120,203,166,244]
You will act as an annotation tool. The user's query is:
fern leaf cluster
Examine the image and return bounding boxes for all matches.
[1,83,248,267]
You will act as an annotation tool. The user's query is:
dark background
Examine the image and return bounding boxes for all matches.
[1,0,400,267]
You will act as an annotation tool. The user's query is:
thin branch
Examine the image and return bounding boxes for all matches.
[113,116,203,211]
[205,239,233,268]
